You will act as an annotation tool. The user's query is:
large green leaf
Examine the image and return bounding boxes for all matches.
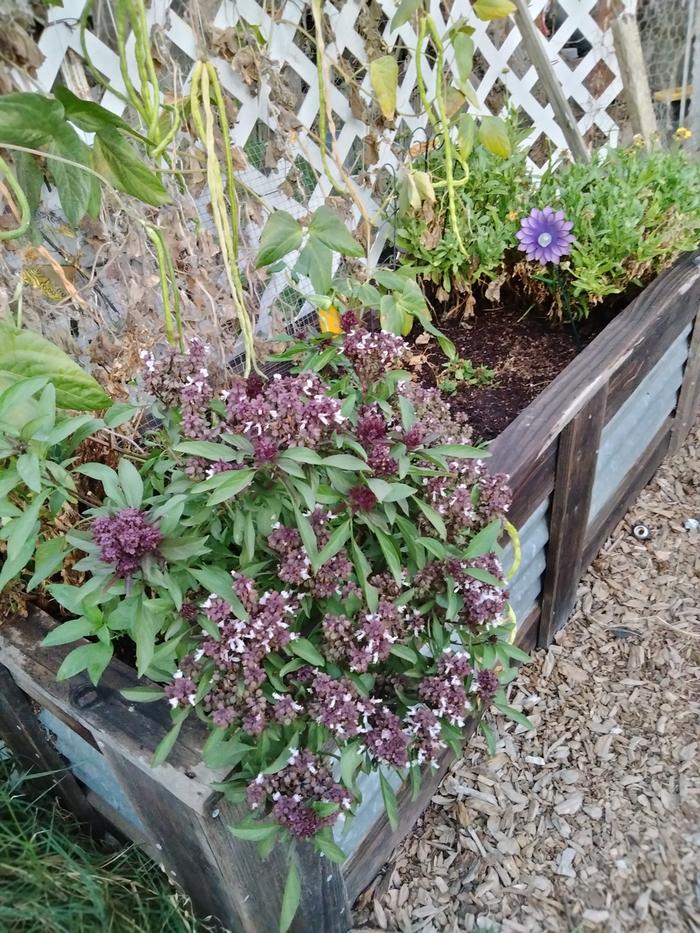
[0,92,64,147]
[0,322,111,410]
[295,236,333,293]
[93,127,169,206]
[279,860,301,933]
[369,55,398,122]
[48,122,93,227]
[53,86,134,135]
[13,151,44,218]
[256,211,303,267]
[390,0,423,29]
[452,31,475,89]
[309,206,364,257]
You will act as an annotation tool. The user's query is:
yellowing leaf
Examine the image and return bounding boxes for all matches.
[370,55,398,122]
[318,305,343,334]
[444,86,466,119]
[478,115,511,158]
[413,170,436,204]
[473,0,516,21]
[456,113,476,159]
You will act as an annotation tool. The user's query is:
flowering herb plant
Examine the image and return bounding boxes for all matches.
[9,314,529,924]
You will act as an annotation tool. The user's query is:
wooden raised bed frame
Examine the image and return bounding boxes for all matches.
[1,253,699,932]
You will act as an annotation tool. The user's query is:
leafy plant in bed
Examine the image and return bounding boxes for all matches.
[0,318,529,929]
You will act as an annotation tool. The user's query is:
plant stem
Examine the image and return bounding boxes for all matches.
[0,156,31,241]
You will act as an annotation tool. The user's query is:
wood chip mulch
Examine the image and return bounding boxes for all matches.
[353,423,699,933]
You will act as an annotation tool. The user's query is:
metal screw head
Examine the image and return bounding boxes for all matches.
[632,524,650,540]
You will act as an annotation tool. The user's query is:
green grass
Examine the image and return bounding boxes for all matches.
[0,755,209,933]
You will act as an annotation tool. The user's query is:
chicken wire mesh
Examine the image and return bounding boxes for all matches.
[635,0,698,140]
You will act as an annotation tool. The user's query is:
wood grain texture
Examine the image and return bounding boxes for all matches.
[669,309,700,454]
[538,384,609,647]
[105,748,350,933]
[583,418,672,569]
[611,13,658,143]
[0,663,99,829]
[0,608,220,812]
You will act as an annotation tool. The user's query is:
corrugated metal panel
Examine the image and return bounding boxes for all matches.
[505,497,550,624]
[39,709,146,834]
[588,325,690,524]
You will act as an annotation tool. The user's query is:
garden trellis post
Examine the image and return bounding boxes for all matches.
[511,0,590,162]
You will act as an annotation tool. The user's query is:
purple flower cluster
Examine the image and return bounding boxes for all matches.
[267,510,353,598]
[246,749,350,839]
[92,507,161,577]
[364,707,409,768]
[343,327,408,388]
[419,651,473,727]
[168,578,300,733]
[474,668,500,701]
[308,673,372,739]
[397,381,472,446]
[223,372,344,451]
[140,338,211,408]
[422,458,511,541]
[164,671,197,708]
[405,706,446,766]
[322,600,400,673]
[414,553,508,629]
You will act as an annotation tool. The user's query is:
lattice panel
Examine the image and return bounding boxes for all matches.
[15,0,633,332]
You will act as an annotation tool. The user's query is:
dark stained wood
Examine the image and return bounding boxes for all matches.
[491,441,556,530]
[0,663,100,829]
[583,418,672,569]
[669,311,700,454]
[105,748,350,933]
[0,608,220,812]
[538,384,609,647]
[490,253,700,484]
[516,604,541,652]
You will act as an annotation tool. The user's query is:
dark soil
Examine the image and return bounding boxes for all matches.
[410,299,621,440]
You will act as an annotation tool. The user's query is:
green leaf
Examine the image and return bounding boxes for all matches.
[379,771,399,831]
[473,0,516,20]
[501,643,531,663]
[281,447,324,465]
[316,519,351,566]
[14,151,44,218]
[256,211,303,267]
[75,462,123,503]
[0,92,64,147]
[452,31,475,88]
[193,468,255,504]
[375,528,403,585]
[93,127,169,206]
[0,531,36,590]
[464,566,504,587]
[47,122,92,227]
[190,565,249,620]
[382,482,416,503]
[414,498,447,538]
[159,535,210,561]
[120,686,165,703]
[315,836,347,864]
[134,602,161,677]
[41,615,96,647]
[427,443,486,459]
[279,860,301,933]
[340,742,363,789]
[494,702,535,731]
[56,641,112,685]
[27,536,67,591]
[295,236,333,294]
[478,114,512,158]
[46,583,85,615]
[479,720,497,755]
[6,494,44,562]
[230,823,279,842]
[174,440,241,461]
[465,519,502,557]
[151,711,187,766]
[390,0,422,29]
[309,205,364,257]
[104,403,139,429]
[323,454,369,471]
[370,56,398,122]
[456,113,477,160]
[53,86,133,134]
[290,637,325,667]
[46,414,102,447]
[390,644,418,664]
[118,458,143,508]
[0,322,111,410]
[16,452,41,493]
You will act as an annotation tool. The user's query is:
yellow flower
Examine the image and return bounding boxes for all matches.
[507,210,519,222]
[318,305,342,335]
[675,126,692,141]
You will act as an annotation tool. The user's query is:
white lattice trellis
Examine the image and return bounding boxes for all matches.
[16,0,633,331]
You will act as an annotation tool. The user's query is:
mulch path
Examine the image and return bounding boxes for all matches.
[353,422,700,933]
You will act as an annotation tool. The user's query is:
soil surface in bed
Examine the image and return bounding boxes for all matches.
[409,292,628,440]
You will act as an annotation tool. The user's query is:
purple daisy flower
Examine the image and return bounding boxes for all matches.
[516,206,574,264]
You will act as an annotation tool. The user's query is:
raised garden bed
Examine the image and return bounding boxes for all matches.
[0,253,699,932]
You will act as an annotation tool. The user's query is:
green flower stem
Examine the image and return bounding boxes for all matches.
[0,156,31,241]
